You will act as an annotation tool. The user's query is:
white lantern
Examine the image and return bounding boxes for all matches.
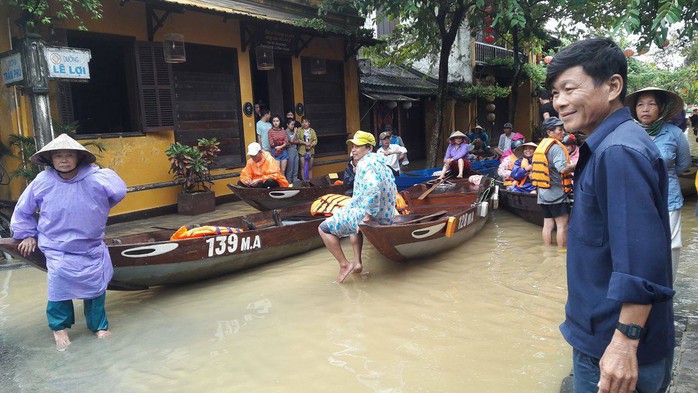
[386,101,398,109]
[402,101,413,109]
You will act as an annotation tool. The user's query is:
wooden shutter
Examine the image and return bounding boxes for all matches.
[301,57,346,155]
[51,29,75,125]
[135,41,175,131]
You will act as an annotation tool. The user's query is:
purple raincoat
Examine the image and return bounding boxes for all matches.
[11,165,127,301]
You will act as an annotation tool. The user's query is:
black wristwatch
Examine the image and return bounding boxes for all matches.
[616,322,643,339]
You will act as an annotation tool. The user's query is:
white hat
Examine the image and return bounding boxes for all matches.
[513,142,538,158]
[247,142,262,156]
[30,133,96,166]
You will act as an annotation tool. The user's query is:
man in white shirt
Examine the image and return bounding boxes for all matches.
[493,122,514,157]
[376,131,407,177]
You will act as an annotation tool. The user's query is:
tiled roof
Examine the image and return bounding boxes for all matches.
[359,58,437,96]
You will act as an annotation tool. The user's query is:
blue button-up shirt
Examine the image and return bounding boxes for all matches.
[651,123,691,211]
[562,107,675,364]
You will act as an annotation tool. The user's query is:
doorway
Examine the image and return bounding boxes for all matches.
[250,51,295,119]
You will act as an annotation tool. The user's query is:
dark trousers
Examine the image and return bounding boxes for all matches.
[46,293,108,332]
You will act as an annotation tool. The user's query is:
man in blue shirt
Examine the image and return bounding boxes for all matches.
[546,38,674,393]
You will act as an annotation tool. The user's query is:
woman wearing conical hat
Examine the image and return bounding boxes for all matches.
[437,131,471,179]
[626,87,691,281]
[10,134,127,350]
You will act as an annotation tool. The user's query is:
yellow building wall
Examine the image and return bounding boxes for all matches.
[0,2,358,215]
[513,80,534,142]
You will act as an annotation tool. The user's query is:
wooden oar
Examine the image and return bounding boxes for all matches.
[418,177,446,200]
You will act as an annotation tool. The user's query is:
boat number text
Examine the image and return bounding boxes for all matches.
[457,212,474,230]
[205,234,261,257]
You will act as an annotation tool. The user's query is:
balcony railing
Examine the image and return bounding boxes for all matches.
[475,42,515,64]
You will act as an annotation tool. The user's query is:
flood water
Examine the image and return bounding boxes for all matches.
[2,152,698,393]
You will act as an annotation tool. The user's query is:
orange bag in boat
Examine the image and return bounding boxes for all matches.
[311,194,351,216]
[333,180,344,185]
[395,193,410,214]
[170,225,244,240]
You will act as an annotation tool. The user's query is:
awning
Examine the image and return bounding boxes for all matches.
[362,93,419,102]
[148,0,368,38]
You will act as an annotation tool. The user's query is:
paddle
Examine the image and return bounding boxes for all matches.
[418,177,447,200]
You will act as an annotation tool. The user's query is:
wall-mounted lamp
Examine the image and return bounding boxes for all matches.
[386,101,398,109]
[256,45,274,70]
[402,101,412,110]
[310,57,326,75]
[163,33,186,63]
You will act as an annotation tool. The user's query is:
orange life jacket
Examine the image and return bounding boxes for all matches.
[531,138,573,193]
[170,225,244,240]
[514,157,531,187]
[311,194,351,216]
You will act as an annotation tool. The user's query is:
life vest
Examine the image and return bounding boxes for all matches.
[514,158,531,187]
[170,225,244,241]
[531,138,573,193]
[311,194,351,216]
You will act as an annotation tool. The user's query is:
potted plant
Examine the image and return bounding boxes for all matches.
[165,137,221,215]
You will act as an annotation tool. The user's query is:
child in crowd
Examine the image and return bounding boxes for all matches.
[268,115,289,174]
[510,142,538,193]
[11,134,127,350]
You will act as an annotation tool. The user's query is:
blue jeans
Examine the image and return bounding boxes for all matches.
[572,348,673,393]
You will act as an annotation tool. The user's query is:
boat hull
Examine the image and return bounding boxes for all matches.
[0,204,323,290]
[228,174,347,211]
[498,189,544,227]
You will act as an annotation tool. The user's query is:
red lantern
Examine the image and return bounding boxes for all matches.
[484,26,494,34]
[484,5,492,14]
[662,40,670,48]
[484,35,495,44]
[543,55,553,64]
[484,16,493,24]
[623,48,635,57]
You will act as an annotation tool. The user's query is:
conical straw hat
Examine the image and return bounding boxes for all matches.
[30,133,96,166]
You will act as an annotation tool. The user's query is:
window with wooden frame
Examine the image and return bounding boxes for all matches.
[301,57,347,156]
[171,43,244,167]
[59,30,143,136]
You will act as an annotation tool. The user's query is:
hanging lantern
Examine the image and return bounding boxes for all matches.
[662,40,670,48]
[484,35,495,44]
[255,45,274,70]
[486,113,496,122]
[486,103,496,112]
[485,95,496,102]
[543,55,553,64]
[402,101,413,110]
[638,48,649,55]
[484,16,493,24]
[484,26,494,34]
[484,5,492,14]
[386,101,398,109]
[310,57,326,75]
[485,74,495,85]
[623,48,635,57]
[163,33,186,63]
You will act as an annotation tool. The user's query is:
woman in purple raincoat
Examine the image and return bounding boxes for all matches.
[11,134,127,350]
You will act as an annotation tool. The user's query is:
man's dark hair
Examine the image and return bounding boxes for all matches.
[545,38,628,101]
[260,107,271,116]
[301,116,310,122]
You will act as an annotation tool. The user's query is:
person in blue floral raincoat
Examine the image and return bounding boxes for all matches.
[318,131,397,283]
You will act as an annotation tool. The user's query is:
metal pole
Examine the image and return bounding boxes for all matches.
[18,34,54,150]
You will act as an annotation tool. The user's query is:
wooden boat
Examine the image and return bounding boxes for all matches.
[401,177,488,207]
[498,189,545,227]
[228,173,347,211]
[0,204,324,290]
[360,179,494,262]
[395,159,499,191]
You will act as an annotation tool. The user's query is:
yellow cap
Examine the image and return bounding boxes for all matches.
[346,130,376,147]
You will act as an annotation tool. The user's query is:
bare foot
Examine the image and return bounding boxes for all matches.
[96,330,111,339]
[334,263,354,284]
[53,330,71,351]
